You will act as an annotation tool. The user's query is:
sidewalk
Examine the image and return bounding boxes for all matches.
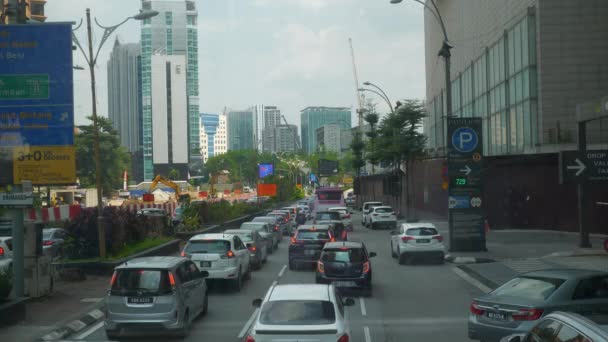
[0,275,108,342]
[421,216,608,290]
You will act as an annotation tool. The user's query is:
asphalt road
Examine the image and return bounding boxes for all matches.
[73,212,483,342]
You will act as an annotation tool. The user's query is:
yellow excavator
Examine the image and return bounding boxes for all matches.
[146,175,190,202]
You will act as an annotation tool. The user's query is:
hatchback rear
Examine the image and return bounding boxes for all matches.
[288,225,332,270]
[391,223,445,264]
[316,242,375,296]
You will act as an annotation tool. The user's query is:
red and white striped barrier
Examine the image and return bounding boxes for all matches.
[26,202,178,223]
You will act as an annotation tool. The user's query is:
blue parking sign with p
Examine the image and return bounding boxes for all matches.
[452,127,478,153]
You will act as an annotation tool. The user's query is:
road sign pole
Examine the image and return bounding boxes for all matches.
[577,121,591,248]
[9,185,24,297]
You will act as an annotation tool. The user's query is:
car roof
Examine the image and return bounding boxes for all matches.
[520,269,608,280]
[401,222,437,229]
[328,207,348,210]
[282,206,296,209]
[545,311,608,339]
[242,221,266,225]
[323,241,364,249]
[268,284,331,302]
[373,206,393,209]
[297,224,330,230]
[0,236,11,242]
[190,233,234,241]
[224,229,254,234]
[253,216,276,220]
[364,201,382,204]
[43,227,63,232]
[116,256,184,270]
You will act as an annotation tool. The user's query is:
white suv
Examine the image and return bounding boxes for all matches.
[361,201,383,226]
[248,283,355,342]
[367,206,397,230]
[182,233,251,291]
[390,223,445,264]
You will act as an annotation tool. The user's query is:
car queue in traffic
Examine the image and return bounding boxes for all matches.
[99,190,608,342]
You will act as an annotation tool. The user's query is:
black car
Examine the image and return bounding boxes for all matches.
[288,224,332,271]
[315,241,376,297]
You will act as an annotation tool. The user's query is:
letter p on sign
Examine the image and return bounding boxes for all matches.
[452,127,479,153]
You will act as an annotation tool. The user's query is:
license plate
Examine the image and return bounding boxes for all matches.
[417,239,430,243]
[333,281,356,287]
[305,249,317,256]
[200,261,211,267]
[486,312,508,321]
[382,215,390,218]
[128,297,153,304]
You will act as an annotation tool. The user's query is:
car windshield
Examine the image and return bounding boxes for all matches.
[259,300,336,325]
[229,233,253,242]
[406,228,438,236]
[42,231,53,240]
[316,212,340,220]
[111,270,172,296]
[492,277,565,300]
[321,248,365,263]
[241,224,267,232]
[296,230,330,240]
[375,207,393,213]
[185,240,230,254]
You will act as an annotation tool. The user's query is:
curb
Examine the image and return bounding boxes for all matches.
[457,264,499,290]
[444,254,496,264]
[37,303,105,341]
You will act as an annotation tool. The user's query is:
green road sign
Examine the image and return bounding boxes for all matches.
[0,74,49,100]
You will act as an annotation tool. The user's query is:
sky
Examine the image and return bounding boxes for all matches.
[46,0,426,127]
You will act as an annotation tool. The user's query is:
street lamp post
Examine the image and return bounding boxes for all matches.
[358,87,394,113]
[391,0,452,120]
[72,8,158,257]
[362,81,395,113]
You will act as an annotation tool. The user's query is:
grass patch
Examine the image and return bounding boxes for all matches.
[61,237,174,263]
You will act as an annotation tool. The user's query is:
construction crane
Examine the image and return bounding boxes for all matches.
[280,114,301,151]
[349,37,365,131]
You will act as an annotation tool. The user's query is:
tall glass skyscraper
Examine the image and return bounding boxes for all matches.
[140,0,199,180]
[227,110,255,151]
[300,107,352,153]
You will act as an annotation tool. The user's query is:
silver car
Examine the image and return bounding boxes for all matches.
[469,269,608,342]
[42,228,68,258]
[501,311,608,342]
[240,222,277,254]
[224,229,268,269]
[105,256,209,339]
[252,216,283,243]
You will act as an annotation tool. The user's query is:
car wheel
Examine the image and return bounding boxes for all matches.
[244,265,252,280]
[201,292,209,316]
[398,248,406,265]
[233,268,243,292]
[178,311,191,338]
[267,246,273,254]
[390,242,397,258]
[289,259,297,271]
[105,330,119,340]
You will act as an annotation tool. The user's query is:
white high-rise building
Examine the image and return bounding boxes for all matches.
[200,113,227,163]
[151,54,189,176]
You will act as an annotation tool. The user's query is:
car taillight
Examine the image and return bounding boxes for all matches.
[0,246,4,257]
[274,225,280,231]
[180,250,186,257]
[317,261,325,274]
[433,235,444,242]
[337,334,349,342]
[246,335,255,342]
[226,250,235,258]
[248,246,257,252]
[109,271,117,286]
[401,236,415,242]
[345,214,351,218]
[43,240,55,246]
[470,301,485,316]
[168,272,176,288]
[362,261,370,274]
[512,308,543,321]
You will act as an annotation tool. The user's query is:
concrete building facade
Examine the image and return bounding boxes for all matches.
[200,113,227,163]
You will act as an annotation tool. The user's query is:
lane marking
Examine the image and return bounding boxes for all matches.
[73,320,104,340]
[237,308,260,339]
[364,326,372,342]
[360,297,367,316]
[80,297,103,303]
[451,266,492,293]
[278,265,287,278]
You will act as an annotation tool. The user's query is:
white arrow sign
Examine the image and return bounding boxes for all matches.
[567,158,587,176]
[459,165,472,176]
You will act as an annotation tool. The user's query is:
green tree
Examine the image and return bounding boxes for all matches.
[364,108,380,174]
[75,116,130,194]
[350,131,366,175]
[168,168,180,180]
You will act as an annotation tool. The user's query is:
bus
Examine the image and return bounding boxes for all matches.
[313,187,345,213]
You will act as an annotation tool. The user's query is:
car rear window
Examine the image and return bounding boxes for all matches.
[492,276,565,300]
[43,231,53,240]
[242,223,266,232]
[406,228,438,236]
[232,233,253,242]
[375,207,393,213]
[297,230,330,240]
[365,203,382,209]
[111,269,172,296]
[260,300,336,325]
[316,212,340,220]
[321,248,365,263]
[253,217,276,224]
[185,240,230,254]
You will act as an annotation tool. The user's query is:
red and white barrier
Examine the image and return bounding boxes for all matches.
[26,202,177,223]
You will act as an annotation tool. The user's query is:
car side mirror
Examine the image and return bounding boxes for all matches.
[252,298,263,308]
[199,271,209,278]
[369,252,377,258]
[343,298,355,306]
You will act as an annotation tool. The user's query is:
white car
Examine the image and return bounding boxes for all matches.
[297,205,311,219]
[390,223,445,264]
[182,233,251,291]
[361,201,383,226]
[367,206,397,230]
[0,236,12,272]
[328,207,354,231]
[247,283,355,342]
